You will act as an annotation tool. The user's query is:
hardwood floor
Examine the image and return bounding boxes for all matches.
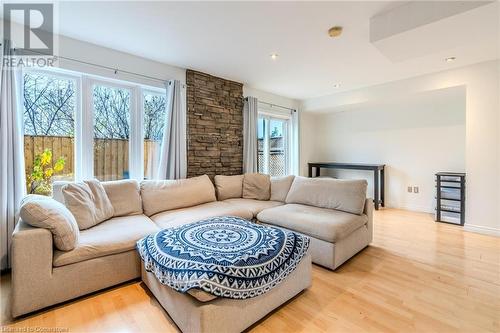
[1,209,499,332]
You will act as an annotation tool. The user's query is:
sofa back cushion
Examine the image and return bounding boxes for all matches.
[102,179,143,217]
[141,175,216,216]
[285,176,367,215]
[270,175,295,202]
[20,194,79,251]
[52,180,70,204]
[53,180,143,217]
[242,173,271,201]
[62,179,115,230]
[214,175,243,200]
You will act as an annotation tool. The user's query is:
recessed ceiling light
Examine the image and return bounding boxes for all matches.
[445,57,456,62]
[333,83,341,88]
[270,53,279,60]
[328,26,343,38]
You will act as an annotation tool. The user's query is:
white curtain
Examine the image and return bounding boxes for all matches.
[157,80,187,179]
[243,97,258,173]
[144,144,160,180]
[0,40,26,270]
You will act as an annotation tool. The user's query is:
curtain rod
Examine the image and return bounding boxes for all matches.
[8,46,173,85]
[244,97,297,112]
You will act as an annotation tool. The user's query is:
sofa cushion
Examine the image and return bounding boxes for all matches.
[257,204,368,243]
[62,180,115,230]
[214,174,243,200]
[223,198,283,217]
[102,179,143,217]
[150,201,253,229]
[141,175,216,216]
[242,173,271,200]
[53,214,159,267]
[19,194,79,251]
[285,176,367,215]
[270,175,295,202]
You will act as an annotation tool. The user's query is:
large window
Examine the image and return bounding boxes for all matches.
[258,114,290,177]
[143,92,167,179]
[23,72,77,193]
[22,69,170,191]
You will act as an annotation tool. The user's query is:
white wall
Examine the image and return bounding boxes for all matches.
[298,111,322,177]
[243,86,300,110]
[55,35,186,87]
[302,60,500,235]
[309,86,466,213]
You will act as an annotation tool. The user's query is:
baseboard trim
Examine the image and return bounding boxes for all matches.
[382,205,500,236]
[464,224,500,237]
[384,202,433,214]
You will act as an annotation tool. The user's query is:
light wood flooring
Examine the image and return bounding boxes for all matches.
[1,209,499,332]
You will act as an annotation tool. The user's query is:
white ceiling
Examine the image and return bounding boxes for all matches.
[50,1,500,100]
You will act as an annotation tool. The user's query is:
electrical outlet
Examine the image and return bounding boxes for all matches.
[413,186,419,193]
[407,186,413,193]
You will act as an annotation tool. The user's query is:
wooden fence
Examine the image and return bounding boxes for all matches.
[93,138,129,181]
[24,135,75,181]
[24,135,161,182]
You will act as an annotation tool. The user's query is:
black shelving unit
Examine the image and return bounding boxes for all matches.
[436,172,465,225]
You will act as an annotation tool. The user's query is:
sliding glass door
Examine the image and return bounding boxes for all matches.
[258,115,289,176]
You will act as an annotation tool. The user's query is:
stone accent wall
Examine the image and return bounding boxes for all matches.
[186,70,243,178]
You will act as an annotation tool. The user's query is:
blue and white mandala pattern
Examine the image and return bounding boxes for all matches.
[137,216,310,299]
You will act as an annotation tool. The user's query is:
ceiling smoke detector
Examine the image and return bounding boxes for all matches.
[328,26,343,38]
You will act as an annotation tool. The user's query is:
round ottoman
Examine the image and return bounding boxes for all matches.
[137,216,312,333]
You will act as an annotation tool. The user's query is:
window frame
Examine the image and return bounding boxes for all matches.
[22,68,83,180]
[84,77,139,181]
[21,67,169,183]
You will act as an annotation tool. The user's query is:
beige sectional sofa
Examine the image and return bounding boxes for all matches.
[11,174,373,317]
[258,176,373,270]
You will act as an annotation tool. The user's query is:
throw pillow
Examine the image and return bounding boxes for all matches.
[62,179,115,230]
[20,194,79,251]
[242,173,271,200]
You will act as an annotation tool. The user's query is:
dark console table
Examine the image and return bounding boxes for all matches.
[308,162,386,210]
